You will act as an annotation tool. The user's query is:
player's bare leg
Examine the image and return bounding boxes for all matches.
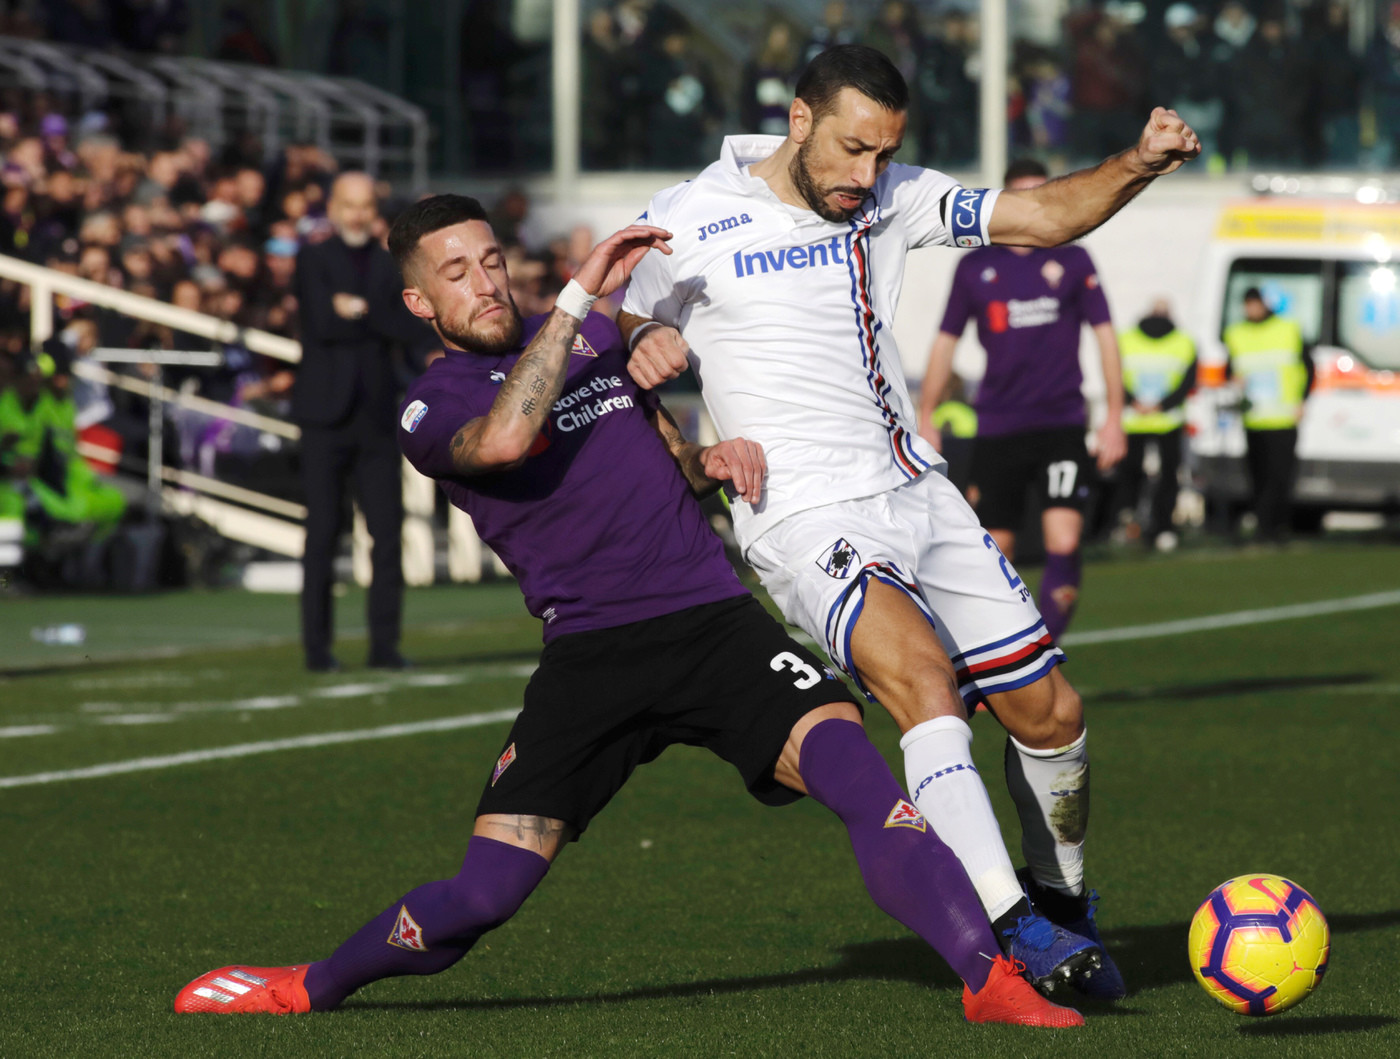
[773,701,1082,1027]
[846,581,1102,995]
[987,666,1125,998]
[848,580,1025,919]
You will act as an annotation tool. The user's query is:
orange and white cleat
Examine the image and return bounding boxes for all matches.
[174,965,311,1014]
[963,955,1085,1027]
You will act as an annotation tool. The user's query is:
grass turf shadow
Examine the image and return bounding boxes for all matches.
[1238,1014,1397,1036]
[346,906,1400,1014]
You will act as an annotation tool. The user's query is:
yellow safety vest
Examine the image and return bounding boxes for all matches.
[1223,315,1308,430]
[931,400,978,439]
[1118,327,1196,434]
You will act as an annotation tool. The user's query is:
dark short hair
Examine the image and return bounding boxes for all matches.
[1004,158,1050,185]
[1242,286,1265,302]
[388,193,490,276]
[794,44,909,124]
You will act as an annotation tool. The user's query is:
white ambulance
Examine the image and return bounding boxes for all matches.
[1188,196,1400,525]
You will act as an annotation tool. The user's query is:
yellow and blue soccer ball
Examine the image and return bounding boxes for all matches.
[1188,873,1330,1015]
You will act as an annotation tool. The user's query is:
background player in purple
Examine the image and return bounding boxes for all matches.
[173,195,1082,1028]
[919,158,1127,643]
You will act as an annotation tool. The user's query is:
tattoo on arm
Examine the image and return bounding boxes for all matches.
[449,308,579,474]
[648,404,716,497]
[520,374,547,415]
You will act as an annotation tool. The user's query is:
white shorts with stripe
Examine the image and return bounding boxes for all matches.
[744,469,1063,706]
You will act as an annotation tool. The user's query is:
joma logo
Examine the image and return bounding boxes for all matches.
[696,213,753,241]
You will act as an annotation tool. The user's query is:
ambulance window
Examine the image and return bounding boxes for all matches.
[1223,259,1324,345]
[1336,262,1400,369]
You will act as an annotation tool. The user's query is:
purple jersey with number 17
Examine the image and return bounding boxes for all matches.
[939,244,1111,437]
[397,310,745,641]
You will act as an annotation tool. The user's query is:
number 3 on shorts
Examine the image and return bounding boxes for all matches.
[1046,459,1078,500]
[771,651,821,689]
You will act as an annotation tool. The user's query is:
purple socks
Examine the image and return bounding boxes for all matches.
[799,718,998,991]
[302,721,1003,1007]
[1038,551,1082,642]
[303,835,549,1010]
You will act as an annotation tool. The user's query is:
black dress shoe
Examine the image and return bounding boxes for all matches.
[306,655,342,673]
[368,652,412,671]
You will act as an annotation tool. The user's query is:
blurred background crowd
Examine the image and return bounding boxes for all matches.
[2,0,1398,590]
[4,0,1398,174]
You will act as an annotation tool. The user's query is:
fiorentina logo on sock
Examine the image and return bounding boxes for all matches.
[387,905,428,951]
[491,742,517,787]
[884,799,927,832]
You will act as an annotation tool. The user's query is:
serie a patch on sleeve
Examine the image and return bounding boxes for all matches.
[401,400,428,432]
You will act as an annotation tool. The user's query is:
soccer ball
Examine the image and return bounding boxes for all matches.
[1188,874,1330,1015]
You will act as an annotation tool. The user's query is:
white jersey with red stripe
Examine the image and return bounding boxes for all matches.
[622,135,998,551]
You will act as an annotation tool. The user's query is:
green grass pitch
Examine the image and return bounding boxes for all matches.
[2,541,1398,1057]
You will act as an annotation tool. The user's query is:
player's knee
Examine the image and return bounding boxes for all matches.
[1000,675,1083,749]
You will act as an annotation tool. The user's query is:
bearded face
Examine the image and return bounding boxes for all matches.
[789,135,872,223]
[436,292,525,355]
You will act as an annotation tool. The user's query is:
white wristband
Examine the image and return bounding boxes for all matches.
[554,279,597,321]
[627,320,663,352]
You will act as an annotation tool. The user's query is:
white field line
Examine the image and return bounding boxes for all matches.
[1060,588,1400,646]
[70,665,537,722]
[0,725,60,739]
[785,588,1400,650]
[0,709,521,789]
[5,590,1398,783]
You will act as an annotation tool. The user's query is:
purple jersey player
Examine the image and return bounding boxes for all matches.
[920,158,1127,643]
[173,196,1081,1028]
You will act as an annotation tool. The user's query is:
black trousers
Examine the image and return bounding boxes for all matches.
[299,407,403,665]
[1244,427,1298,542]
[1112,429,1184,540]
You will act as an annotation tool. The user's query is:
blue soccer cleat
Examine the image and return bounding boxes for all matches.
[1017,868,1127,1000]
[1054,890,1126,1000]
[999,912,1103,997]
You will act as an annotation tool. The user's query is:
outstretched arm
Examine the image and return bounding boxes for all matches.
[647,402,766,504]
[989,108,1201,248]
[448,224,672,475]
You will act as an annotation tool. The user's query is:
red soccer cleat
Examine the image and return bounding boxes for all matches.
[963,955,1086,1027]
[174,965,311,1014]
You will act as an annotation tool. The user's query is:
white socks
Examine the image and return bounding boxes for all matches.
[1004,729,1089,897]
[901,716,1024,921]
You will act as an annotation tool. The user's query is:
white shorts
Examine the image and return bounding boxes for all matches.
[744,470,1063,706]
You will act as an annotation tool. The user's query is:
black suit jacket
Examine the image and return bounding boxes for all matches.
[291,235,427,429]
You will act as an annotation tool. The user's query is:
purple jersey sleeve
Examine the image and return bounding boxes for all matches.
[398,381,478,480]
[938,254,977,336]
[1073,249,1112,327]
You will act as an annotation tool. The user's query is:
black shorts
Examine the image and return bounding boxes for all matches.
[475,595,854,834]
[971,426,1093,530]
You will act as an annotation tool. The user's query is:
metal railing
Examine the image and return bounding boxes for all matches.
[0,35,428,188]
[0,254,500,583]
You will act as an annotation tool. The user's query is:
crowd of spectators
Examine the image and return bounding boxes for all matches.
[8,0,1398,174]
[0,93,594,584]
[577,0,1400,173]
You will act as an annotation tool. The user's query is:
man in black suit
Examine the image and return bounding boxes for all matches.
[293,172,424,671]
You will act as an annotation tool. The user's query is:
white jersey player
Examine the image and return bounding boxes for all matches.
[621,44,1200,1000]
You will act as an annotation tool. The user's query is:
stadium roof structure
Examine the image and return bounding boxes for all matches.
[0,35,428,189]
